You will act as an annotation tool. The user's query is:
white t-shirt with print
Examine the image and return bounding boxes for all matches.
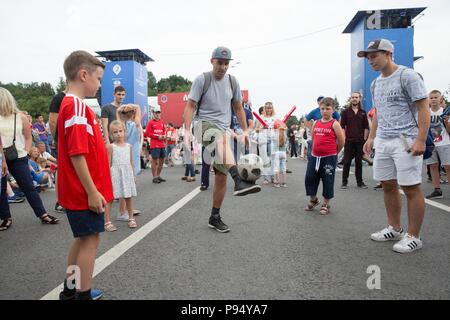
[430,108,450,147]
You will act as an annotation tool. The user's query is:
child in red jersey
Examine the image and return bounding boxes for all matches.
[57,51,113,300]
[304,97,345,215]
[144,105,167,183]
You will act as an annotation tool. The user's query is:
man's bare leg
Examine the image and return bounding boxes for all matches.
[401,184,425,238]
[381,180,402,231]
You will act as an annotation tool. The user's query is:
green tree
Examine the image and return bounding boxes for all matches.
[56,77,66,93]
[0,81,54,120]
[156,74,192,93]
[147,71,157,96]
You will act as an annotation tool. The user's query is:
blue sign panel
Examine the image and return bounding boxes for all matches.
[101,60,149,125]
[350,26,414,111]
[133,62,149,125]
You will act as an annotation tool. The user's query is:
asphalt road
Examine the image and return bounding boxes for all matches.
[0,158,449,300]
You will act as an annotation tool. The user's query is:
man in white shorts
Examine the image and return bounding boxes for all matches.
[361,39,430,253]
[425,90,450,199]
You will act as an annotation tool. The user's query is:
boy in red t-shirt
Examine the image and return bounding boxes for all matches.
[304,97,345,215]
[144,105,167,183]
[57,51,113,300]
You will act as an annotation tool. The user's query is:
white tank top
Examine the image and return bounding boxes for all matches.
[0,114,28,158]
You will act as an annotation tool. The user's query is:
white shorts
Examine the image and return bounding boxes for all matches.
[373,137,423,186]
[425,144,450,166]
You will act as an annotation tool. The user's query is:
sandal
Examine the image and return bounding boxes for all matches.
[127,218,137,229]
[104,221,117,232]
[319,204,331,215]
[305,198,320,211]
[0,219,12,231]
[40,214,59,224]
[186,177,196,182]
[181,176,188,181]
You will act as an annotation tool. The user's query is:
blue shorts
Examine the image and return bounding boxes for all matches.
[66,209,105,238]
[150,148,166,159]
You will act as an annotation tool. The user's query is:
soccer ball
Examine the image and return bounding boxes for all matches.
[237,154,263,182]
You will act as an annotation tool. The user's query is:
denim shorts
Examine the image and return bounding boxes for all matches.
[150,148,166,159]
[66,209,105,238]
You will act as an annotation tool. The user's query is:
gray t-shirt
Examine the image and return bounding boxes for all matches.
[101,103,118,127]
[371,66,428,139]
[188,73,242,131]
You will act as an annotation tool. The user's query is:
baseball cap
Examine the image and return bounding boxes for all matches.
[153,105,161,113]
[357,39,394,58]
[211,46,233,60]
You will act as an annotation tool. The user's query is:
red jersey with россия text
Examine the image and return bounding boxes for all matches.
[144,119,166,149]
[312,119,337,157]
[57,94,113,211]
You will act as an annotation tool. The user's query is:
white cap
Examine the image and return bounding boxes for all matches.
[357,39,394,58]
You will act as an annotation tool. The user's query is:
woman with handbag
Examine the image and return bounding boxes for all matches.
[0,88,59,231]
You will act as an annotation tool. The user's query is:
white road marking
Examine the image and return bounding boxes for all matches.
[40,187,201,300]
[399,190,450,214]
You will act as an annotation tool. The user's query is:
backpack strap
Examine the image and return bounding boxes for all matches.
[228,74,238,104]
[196,72,212,116]
[400,67,425,128]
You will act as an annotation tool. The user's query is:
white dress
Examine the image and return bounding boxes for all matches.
[110,143,137,198]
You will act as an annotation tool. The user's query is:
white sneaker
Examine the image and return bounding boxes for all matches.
[370,226,404,242]
[393,233,423,253]
[116,213,129,221]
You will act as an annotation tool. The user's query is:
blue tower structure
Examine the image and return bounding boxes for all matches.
[96,49,154,125]
[343,7,426,111]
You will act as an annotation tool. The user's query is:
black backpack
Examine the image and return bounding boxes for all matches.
[195,71,238,116]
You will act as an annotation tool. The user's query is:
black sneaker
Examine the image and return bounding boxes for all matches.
[286,169,293,174]
[233,179,261,196]
[158,177,166,182]
[341,183,348,189]
[373,184,383,191]
[357,182,368,189]
[200,185,208,191]
[54,203,66,214]
[152,178,161,184]
[59,289,104,300]
[426,189,443,199]
[208,216,230,233]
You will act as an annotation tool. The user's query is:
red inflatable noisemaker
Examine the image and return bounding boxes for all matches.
[282,106,297,123]
[253,111,268,128]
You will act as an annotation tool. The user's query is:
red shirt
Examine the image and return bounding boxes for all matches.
[166,127,177,145]
[312,119,337,157]
[57,94,113,211]
[144,119,166,149]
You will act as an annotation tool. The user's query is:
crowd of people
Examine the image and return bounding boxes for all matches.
[0,39,449,299]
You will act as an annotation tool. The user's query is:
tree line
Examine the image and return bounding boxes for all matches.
[0,71,192,121]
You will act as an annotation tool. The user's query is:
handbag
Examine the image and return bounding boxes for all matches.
[4,113,19,161]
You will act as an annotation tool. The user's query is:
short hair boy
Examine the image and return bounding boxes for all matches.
[57,50,113,300]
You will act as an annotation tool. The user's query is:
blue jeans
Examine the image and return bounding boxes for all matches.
[0,157,47,220]
[185,164,195,177]
[305,155,337,199]
[166,144,175,160]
